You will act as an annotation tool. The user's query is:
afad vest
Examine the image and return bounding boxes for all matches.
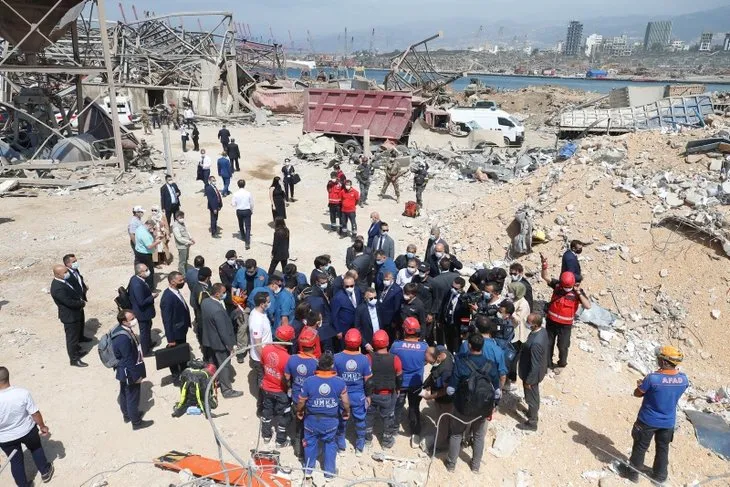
[547,288,579,325]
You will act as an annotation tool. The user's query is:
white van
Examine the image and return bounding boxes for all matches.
[103,95,135,128]
[447,107,525,146]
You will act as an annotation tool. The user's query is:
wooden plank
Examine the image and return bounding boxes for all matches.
[0,178,104,188]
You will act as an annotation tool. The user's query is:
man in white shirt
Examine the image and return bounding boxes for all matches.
[127,205,145,251]
[248,291,273,416]
[183,107,195,127]
[199,149,212,190]
[231,179,255,250]
[0,367,54,485]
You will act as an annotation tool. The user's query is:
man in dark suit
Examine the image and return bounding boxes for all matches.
[517,313,550,432]
[128,263,159,356]
[561,240,584,282]
[62,253,92,343]
[377,272,403,343]
[424,226,450,262]
[227,138,241,172]
[305,272,334,351]
[50,265,88,367]
[428,259,459,322]
[428,243,462,278]
[354,288,381,351]
[201,284,243,398]
[349,241,374,291]
[331,276,362,349]
[189,266,212,356]
[371,222,395,259]
[345,235,372,268]
[160,174,181,224]
[438,277,470,352]
[112,309,154,430]
[217,124,231,151]
[160,272,192,382]
[400,283,427,339]
[366,212,381,248]
[204,175,223,238]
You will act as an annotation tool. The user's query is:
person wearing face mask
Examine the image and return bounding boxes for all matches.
[355,288,381,351]
[205,175,224,238]
[400,282,427,340]
[428,258,460,327]
[331,277,362,349]
[171,211,195,274]
[189,266,212,357]
[112,309,154,429]
[439,278,469,353]
[250,292,275,413]
[345,235,372,268]
[515,313,549,432]
[348,242,374,292]
[305,273,334,350]
[160,272,192,384]
[331,270,359,304]
[376,271,403,344]
[366,212,381,248]
[201,284,243,399]
[62,253,92,342]
[428,242,462,278]
[508,263,533,311]
[128,263,160,357]
[134,219,163,289]
[326,171,343,232]
[561,240,585,282]
[218,250,240,309]
[374,250,398,293]
[339,179,360,238]
[372,222,395,260]
[50,264,89,367]
[232,258,269,298]
[379,153,407,203]
[504,281,531,391]
[247,273,284,328]
[424,226,449,262]
[540,253,591,373]
[309,255,336,286]
[421,345,454,452]
[395,244,420,271]
[355,155,373,207]
[396,259,419,287]
[160,173,181,224]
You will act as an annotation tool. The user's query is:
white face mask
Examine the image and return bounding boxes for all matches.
[63,271,71,280]
[127,318,139,328]
[346,287,355,293]
[407,267,416,275]
[177,218,185,224]
[319,283,328,290]
[507,292,516,300]
[435,252,444,259]
[368,298,377,306]
[143,270,151,278]
[227,259,236,266]
[263,302,271,310]
[418,271,426,278]
[71,262,79,270]
[382,280,392,287]
[511,274,521,281]
[406,252,415,259]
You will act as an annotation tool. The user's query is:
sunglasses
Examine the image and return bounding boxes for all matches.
[344,285,355,289]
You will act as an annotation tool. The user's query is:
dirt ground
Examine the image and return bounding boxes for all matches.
[0,118,728,486]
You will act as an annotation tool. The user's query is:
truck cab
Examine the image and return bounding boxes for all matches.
[447,107,525,146]
[103,95,136,128]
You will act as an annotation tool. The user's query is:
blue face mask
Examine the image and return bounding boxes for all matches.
[406,252,415,259]
[221,293,228,301]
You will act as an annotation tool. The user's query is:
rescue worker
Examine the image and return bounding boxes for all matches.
[390,317,428,448]
[150,105,160,129]
[170,102,180,129]
[355,155,373,207]
[260,325,295,447]
[412,162,429,208]
[365,330,402,449]
[334,329,372,455]
[380,154,407,203]
[326,172,343,232]
[617,346,688,484]
[141,109,152,135]
[539,253,591,373]
[297,353,351,481]
[285,327,319,459]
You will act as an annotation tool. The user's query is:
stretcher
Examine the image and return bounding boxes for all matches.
[154,450,291,486]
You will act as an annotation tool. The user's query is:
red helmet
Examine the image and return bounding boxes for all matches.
[298,327,318,348]
[275,324,295,342]
[403,317,421,336]
[205,363,217,376]
[559,271,576,289]
[344,328,362,349]
[372,330,389,349]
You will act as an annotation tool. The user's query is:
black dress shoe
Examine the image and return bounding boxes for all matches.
[132,419,154,430]
[70,359,88,367]
[78,349,89,358]
[124,410,146,423]
[79,336,93,343]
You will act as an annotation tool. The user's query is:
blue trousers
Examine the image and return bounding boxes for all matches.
[0,426,50,487]
[303,425,338,478]
[119,381,142,424]
[337,393,367,451]
[222,177,231,195]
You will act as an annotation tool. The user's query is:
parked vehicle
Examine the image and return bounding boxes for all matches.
[447,107,524,146]
[103,95,136,128]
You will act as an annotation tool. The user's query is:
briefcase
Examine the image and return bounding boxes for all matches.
[291,173,301,185]
[154,343,192,370]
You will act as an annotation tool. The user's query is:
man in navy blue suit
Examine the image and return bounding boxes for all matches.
[205,175,223,238]
[160,271,191,382]
[331,276,362,350]
[128,263,159,356]
[354,288,381,351]
[377,271,403,343]
[561,240,584,282]
[366,212,381,249]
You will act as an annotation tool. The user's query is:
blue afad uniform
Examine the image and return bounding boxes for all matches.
[300,371,348,478]
[285,353,318,457]
[390,339,428,437]
[334,351,372,452]
[628,369,688,482]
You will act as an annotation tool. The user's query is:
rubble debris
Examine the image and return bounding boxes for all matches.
[685,410,730,459]
[710,309,721,320]
[490,428,520,458]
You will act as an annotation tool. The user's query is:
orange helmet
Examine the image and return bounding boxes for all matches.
[344,328,362,349]
[232,295,246,307]
[657,345,684,365]
[403,317,421,336]
[372,330,389,349]
[298,327,318,348]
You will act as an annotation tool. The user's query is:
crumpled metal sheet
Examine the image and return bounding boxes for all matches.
[685,410,730,459]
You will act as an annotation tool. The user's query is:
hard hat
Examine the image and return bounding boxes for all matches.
[403,317,421,336]
[559,271,576,289]
[298,327,318,348]
[657,345,684,365]
[275,324,295,342]
[231,295,246,307]
[344,328,362,349]
[372,330,389,349]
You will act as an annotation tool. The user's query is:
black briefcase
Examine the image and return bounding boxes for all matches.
[154,343,192,370]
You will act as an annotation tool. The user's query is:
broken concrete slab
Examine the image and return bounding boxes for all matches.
[0,179,19,194]
[664,192,684,208]
[490,429,520,458]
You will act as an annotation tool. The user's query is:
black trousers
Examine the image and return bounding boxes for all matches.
[546,320,572,367]
[524,383,540,425]
[340,211,357,234]
[164,203,180,225]
[231,157,240,171]
[359,182,370,203]
[0,426,50,487]
[508,341,523,382]
[212,349,233,392]
[138,320,153,355]
[133,251,155,288]
[193,138,199,151]
[63,320,82,362]
[236,209,252,245]
[629,420,674,482]
[366,392,397,445]
[261,390,292,444]
[444,322,461,354]
[209,210,219,235]
[395,388,422,435]
[250,358,264,415]
[328,203,341,228]
[119,381,142,424]
[268,258,287,276]
[283,178,294,200]
[293,414,305,457]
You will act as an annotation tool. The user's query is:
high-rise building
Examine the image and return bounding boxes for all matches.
[585,34,603,57]
[564,21,584,56]
[724,33,730,51]
[644,21,672,50]
[699,32,713,51]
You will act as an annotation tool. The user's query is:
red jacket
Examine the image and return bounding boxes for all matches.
[327,182,342,204]
[340,188,360,212]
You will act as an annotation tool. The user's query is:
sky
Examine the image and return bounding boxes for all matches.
[116,0,729,45]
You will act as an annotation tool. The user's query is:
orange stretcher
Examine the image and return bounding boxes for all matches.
[154,450,291,486]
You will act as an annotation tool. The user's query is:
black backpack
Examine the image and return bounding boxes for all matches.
[455,359,495,417]
[114,286,132,310]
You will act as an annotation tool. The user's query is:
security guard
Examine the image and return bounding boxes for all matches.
[390,317,428,448]
[285,327,319,459]
[618,346,688,484]
[412,162,429,208]
[334,329,373,455]
[297,353,350,480]
[365,329,402,449]
[260,325,294,447]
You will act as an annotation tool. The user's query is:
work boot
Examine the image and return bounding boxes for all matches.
[516,421,538,432]
[616,463,640,483]
[132,419,154,431]
[275,439,290,449]
[41,463,54,483]
[222,390,243,399]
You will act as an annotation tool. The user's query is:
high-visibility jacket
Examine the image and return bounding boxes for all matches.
[546,288,580,325]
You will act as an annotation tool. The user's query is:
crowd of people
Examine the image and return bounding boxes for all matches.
[0,125,690,487]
